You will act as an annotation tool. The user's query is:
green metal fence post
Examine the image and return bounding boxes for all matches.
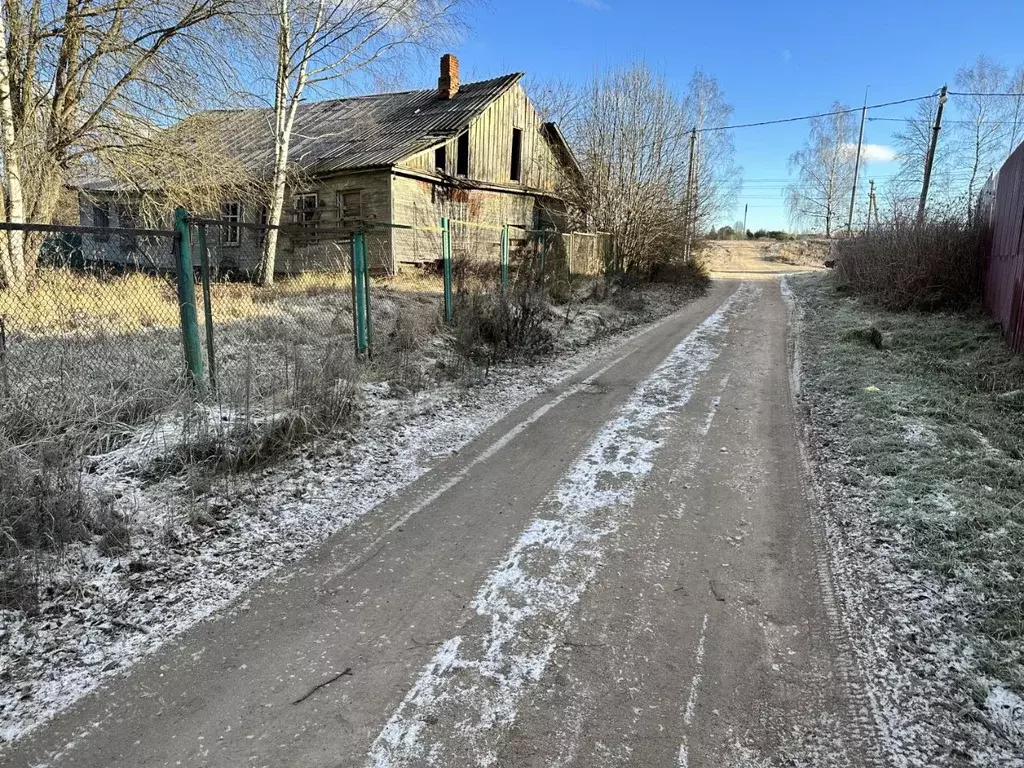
[196,223,217,392]
[361,231,373,360]
[500,224,509,293]
[173,208,205,389]
[441,217,453,323]
[352,232,368,356]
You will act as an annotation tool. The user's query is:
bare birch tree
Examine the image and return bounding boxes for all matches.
[953,56,1010,213]
[682,69,741,239]
[247,0,465,286]
[0,0,236,289]
[786,104,857,237]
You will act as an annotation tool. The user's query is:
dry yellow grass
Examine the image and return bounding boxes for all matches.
[0,269,358,337]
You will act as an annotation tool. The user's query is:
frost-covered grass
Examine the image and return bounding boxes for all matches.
[0,272,696,748]
[788,272,1024,764]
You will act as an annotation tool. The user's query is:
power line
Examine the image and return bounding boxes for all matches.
[949,91,1024,97]
[698,94,937,133]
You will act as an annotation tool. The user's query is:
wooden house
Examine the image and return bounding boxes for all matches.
[77,55,580,276]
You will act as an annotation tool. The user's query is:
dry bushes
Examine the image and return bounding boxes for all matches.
[833,216,984,310]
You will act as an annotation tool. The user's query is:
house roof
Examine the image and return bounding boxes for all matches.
[191,73,525,176]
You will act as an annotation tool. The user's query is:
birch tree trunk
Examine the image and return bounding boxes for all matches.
[258,0,317,287]
[0,9,27,291]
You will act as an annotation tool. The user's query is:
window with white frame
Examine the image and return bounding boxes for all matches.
[294,192,319,228]
[221,201,242,245]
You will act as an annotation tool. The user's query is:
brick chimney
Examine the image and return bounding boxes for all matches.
[438,54,459,100]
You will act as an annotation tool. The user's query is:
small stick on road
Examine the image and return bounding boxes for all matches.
[709,579,727,602]
[292,667,353,705]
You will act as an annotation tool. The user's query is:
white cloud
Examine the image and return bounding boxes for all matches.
[573,0,610,9]
[843,142,897,164]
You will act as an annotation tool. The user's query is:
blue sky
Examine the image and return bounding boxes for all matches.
[394,0,1024,230]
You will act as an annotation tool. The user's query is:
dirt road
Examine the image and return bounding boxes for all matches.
[700,239,825,280]
[3,278,875,768]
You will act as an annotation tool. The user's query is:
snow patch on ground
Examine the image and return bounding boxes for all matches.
[0,296,689,748]
[366,283,758,767]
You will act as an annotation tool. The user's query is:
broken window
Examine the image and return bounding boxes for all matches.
[456,131,469,177]
[510,128,523,182]
[435,145,447,173]
[221,200,242,245]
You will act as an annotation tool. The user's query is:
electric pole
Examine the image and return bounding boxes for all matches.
[846,90,868,235]
[743,203,748,236]
[918,85,948,225]
[684,127,696,261]
[866,179,876,232]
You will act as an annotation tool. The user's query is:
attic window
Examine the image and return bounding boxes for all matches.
[435,145,447,173]
[510,128,523,182]
[456,131,469,177]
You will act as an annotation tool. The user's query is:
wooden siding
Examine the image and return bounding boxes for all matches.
[391,173,555,267]
[398,82,561,193]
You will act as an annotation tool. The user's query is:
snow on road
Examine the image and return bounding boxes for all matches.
[367,284,757,767]
[0,303,688,748]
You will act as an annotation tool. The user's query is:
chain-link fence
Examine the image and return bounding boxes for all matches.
[0,222,183,444]
[0,214,614,455]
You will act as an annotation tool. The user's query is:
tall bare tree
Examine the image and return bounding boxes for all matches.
[682,69,741,240]
[786,104,857,237]
[248,0,465,286]
[0,0,235,289]
[953,56,1010,212]
[553,63,739,273]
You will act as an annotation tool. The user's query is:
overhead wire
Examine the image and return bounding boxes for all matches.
[698,94,938,133]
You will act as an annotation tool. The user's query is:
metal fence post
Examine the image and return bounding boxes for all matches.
[173,208,205,388]
[361,232,373,360]
[351,232,368,356]
[500,224,509,293]
[441,217,453,322]
[196,223,217,392]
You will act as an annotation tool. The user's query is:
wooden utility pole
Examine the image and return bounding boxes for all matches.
[684,127,697,261]
[846,93,868,235]
[917,85,948,225]
[866,179,877,232]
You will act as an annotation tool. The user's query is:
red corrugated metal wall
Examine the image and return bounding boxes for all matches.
[984,142,1024,354]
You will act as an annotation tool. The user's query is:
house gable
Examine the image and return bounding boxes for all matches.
[395,82,566,194]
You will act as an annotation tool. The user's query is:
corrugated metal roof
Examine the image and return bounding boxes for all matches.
[190,73,523,176]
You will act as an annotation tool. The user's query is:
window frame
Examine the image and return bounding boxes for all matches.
[510,127,523,182]
[221,200,242,246]
[339,190,363,229]
[294,192,320,229]
[456,131,470,177]
[434,145,447,174]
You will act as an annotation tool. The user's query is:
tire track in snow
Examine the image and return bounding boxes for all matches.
[366,283,758,768]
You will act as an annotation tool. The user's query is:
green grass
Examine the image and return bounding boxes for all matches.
[791,273,1024,692]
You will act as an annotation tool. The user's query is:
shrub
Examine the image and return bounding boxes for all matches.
[447,282,553,372]
[833,216,984,311]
